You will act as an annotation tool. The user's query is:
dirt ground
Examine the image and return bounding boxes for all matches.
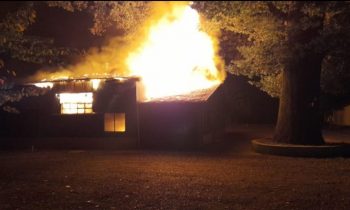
[0,124,350,210]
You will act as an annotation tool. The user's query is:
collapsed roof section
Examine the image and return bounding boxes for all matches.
[29,76,221,103]
[28,76,140,93]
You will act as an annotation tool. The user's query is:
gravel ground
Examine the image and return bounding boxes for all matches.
[0,125,350,210]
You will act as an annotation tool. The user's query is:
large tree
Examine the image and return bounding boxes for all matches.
[194,1,350,145]
[0,2,76,111]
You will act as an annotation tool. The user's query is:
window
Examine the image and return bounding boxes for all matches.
[56,92,93,114]
[104,113,126,132]
[61,103,93,114]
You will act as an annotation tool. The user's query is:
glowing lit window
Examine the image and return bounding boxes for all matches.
[104,113,126,132]
[56,92,93,114]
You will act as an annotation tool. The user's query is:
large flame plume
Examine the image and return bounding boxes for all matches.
[127,2,224,100]
[31,2,225,101]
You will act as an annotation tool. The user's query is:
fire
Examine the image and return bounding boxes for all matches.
[34,82,53,89]
[127,3,224,100]
[57,92,93,104]
[30,2,225,102]
[56,92,93,114]
[91,79,101,90]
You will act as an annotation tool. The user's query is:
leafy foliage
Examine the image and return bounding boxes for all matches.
[0,85,49,113]
[194,1,350,99]
[0,1,151,75]
[47,1,151,36]
[0,1,152,112]
[0,2,77,68]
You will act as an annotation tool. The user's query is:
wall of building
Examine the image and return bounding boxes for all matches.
[0,79,140,149]
[219,75,279,124]
[332,105,350,126]
[138,102,204,149]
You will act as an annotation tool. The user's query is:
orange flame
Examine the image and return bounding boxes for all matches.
[126,2,224,100]
[31,2,225,102]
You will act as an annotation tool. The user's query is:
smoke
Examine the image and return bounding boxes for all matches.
[28,35,137,81]
[28,1,225,84]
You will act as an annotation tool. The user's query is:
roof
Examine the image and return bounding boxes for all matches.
[145,84,220,103]
[29,76,140,84]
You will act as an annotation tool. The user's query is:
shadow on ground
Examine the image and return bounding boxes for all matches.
[200,124,274,155]
[2,124,350,158]
[202,124,350,158]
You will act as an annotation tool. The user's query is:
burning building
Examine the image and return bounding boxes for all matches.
[34,77,139,140]
[0,2,277,149]
[0,75,278,149]
[12,76,226,149]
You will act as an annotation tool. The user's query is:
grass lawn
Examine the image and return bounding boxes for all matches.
[0,124,350,210]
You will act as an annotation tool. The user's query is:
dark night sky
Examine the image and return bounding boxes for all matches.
[1,2,107,79]
[26,4,103,49]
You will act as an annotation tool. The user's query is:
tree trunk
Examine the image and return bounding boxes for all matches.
[273,54,324,145]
